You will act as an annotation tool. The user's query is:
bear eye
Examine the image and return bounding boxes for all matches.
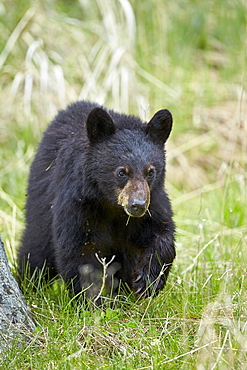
[147,168,155,178]
[117,168,128,178]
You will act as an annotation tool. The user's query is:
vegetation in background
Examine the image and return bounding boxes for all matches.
[0,0,246,368]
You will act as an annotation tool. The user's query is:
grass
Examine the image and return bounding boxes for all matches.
[0,0,247,368]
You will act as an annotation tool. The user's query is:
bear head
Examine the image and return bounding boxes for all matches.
[86,107,173,218]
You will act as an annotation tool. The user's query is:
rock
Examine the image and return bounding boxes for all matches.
[0,236,36,354]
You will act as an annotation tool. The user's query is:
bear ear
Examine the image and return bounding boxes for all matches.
[146,109,173,144]
[86,107,115,143]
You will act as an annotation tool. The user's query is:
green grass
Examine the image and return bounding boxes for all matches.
[0,0,247,368]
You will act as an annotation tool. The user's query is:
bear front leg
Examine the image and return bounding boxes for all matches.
[132,233,175,298]
[52,200,120,299]
[54,236,107,298]
[52,199,96,297]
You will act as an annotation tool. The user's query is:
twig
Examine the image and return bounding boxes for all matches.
[94,253,115,303]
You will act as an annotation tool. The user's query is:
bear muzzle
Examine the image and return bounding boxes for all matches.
[118,180,150,218]
[126,198,148,218]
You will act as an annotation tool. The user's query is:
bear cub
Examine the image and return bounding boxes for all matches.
[18,101,176,300]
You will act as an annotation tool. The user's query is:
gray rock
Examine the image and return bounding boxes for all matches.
[0,236,36,354]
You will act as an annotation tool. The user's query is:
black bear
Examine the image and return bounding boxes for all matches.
[18,101,176,300]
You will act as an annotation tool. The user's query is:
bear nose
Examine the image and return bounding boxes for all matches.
[128,199,147,217]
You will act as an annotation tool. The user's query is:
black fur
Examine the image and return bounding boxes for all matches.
[18,101,176,299]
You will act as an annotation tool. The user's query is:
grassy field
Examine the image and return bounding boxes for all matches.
[0,0,247,368]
